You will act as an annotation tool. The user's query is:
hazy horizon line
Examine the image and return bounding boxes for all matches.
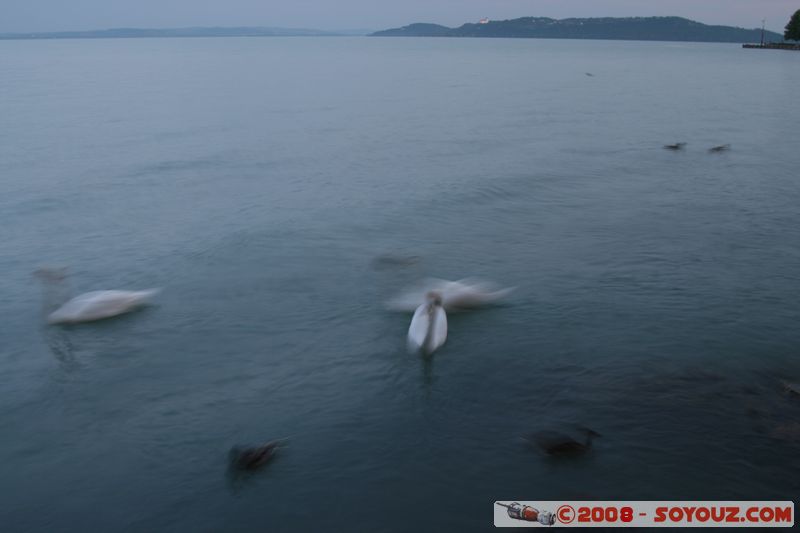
[0,13,782,37]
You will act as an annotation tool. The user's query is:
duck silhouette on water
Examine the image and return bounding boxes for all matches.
[663,142,687,151]
[782,380,800,397]
[229,439,286,471]
[525,428,601,458]
[371,254,421,270]
[708,144,731,153]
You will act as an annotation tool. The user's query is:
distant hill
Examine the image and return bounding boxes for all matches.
[0,27,349,40]
[372,16,782,44]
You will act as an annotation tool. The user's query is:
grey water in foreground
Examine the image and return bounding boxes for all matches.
[1,37,799,531]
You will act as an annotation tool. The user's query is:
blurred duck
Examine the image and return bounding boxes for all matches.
[525,428,601,457]
[782,380,800,397]
[663,142,686,150]
[229,440,285,471]
[371,254,421,270]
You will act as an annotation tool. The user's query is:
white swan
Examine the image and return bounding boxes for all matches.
[34,268,160,324]
[407,291,447,355]
[388,278,514,313]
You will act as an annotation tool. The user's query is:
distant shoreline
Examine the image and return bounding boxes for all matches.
[1,17,792,45]
[372,16,784,44]
[0,27,367,40]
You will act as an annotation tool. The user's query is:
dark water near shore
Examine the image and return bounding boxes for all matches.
[1,37,799,531]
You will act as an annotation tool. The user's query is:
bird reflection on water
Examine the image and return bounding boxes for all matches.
[43,327,80,370]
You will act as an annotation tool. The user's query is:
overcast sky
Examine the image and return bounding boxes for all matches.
[2,0,796,34]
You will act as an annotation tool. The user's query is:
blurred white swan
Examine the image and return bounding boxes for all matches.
[408,291,447,355]
[34,268,160,325]
[388,278,514,313]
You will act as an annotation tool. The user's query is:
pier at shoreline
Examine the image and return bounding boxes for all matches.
[743,42,800,50]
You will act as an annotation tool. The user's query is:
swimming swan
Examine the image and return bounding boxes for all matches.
[407,291,447,355]
[34,268,160,324]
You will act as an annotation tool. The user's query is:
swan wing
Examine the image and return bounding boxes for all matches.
[388,278,514,312]
[407,303,430,351]
[386,290,427,312]
[429,306,447,351]
[442,282,514,310]
[407,304,447,354]
[386,278,447,312]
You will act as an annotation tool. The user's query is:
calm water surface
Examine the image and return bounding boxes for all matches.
[1,37,799,531]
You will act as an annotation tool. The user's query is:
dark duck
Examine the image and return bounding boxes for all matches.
[663,142,686,150]
[526,428,601,457]
[229,439,285,471]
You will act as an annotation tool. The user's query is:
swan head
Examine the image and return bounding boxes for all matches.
[425,291,443,307]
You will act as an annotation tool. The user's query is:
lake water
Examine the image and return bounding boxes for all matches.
[1,36,799,531]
